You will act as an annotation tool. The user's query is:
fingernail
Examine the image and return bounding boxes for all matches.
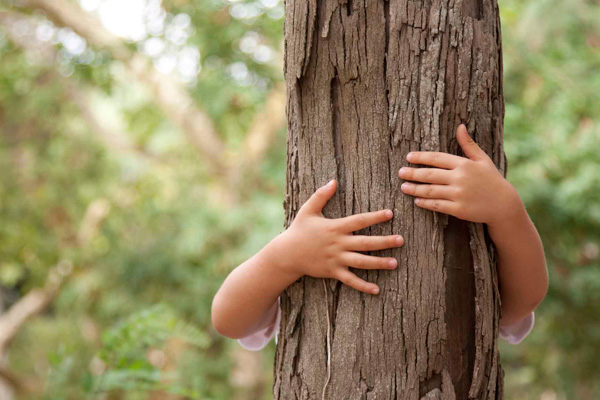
[371,287,380,295]
[395,236,404,246]
[399,167,406,175]
[406,152,414,161]
[384,209,393,218]
[401,182,411,190]
[327,179,335,187]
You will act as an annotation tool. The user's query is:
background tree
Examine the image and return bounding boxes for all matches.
[276,0,505,398]
[0,0,598,399]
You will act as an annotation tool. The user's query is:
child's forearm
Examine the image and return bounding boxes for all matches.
[398,125,548,329]
[212,180,405,340]
[487,189,548,326]
[211,234,299,339]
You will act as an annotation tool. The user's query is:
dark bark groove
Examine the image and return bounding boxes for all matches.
[277,0,506,398]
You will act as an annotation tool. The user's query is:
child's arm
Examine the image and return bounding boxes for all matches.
[211,180,404,339]
[398,124,548,327]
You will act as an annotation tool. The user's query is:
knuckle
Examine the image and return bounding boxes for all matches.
[432,201,441,211]
[324,249,336,262]
[426,186,434,197]
[454,171,467,183]
[324,222,337,234]
[338,253,349,266]
[330,234,343,247]
[326,264,339,276]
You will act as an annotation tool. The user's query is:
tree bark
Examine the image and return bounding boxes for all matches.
[276,0,506,399]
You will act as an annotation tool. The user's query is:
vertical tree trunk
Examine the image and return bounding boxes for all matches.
[276,0,506,399]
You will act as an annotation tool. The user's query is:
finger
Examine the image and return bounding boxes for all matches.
[406,151,465,169]
[344,235,404,252]
[300,179,337,215]
[336,209,394,232]
[398,167,452,184]
[336,269,380,295]
[341,252,398,270]
[456,124,487,161]
[414,198,456,214]
[401,183,455,200]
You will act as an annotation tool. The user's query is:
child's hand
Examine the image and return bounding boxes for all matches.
[271,180,404,295]
[398,124,521,227]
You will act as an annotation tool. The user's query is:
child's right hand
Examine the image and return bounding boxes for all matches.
[267,179,403,295]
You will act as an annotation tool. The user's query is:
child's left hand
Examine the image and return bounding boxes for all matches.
[398,124,521,227]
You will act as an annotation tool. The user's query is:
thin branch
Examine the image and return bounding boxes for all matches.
[63,81,165,163]
[0,367,23,393]
[0,261,72,355]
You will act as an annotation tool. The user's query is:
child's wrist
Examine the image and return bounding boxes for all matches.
[487,183,527,231]
[261,231,303,282]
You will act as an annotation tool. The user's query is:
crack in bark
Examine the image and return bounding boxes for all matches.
[463,0,483,21]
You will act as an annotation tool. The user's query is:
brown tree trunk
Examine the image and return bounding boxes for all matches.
[276,0,506,399]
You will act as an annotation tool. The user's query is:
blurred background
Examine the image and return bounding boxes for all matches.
[0,0,598,399]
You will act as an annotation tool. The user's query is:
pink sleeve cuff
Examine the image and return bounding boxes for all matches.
[499,312,535,345]
[238,298,281,351]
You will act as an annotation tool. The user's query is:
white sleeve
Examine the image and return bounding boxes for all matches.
[499,312,535,345]
[237,298,281,351]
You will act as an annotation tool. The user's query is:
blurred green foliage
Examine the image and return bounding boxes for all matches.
[0,0,598,399]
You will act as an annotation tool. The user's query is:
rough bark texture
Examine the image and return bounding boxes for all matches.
[276,0,506,399]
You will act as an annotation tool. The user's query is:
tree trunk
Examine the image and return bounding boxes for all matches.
[276,0,506,399]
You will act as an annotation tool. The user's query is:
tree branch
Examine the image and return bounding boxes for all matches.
[241,82,286,167]
[229,82,286,196]
[20,0,227,174]
[0,198,110,395]
[0,10,164,163]
[0,261,72,355]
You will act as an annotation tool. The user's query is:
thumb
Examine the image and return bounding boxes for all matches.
[301,179,337,215]
[456,124,486,160]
